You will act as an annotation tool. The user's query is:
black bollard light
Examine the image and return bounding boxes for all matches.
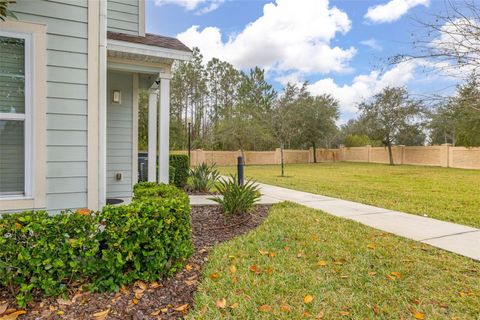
[237,156,244,186]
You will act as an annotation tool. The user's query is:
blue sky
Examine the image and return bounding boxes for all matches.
[146,0,458,121]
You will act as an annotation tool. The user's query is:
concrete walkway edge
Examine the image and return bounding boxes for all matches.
[255,183,479,261]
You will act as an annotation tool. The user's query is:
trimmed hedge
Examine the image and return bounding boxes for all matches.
[169,154,189,188]
[0,183,192,307]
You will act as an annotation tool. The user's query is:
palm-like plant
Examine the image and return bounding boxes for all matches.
[211,175,261,216]
[189,163,220,192]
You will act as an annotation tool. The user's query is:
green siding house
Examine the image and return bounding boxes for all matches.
[0,0,192,212]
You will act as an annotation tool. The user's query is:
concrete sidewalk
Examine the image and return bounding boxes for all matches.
[256,183,480,261]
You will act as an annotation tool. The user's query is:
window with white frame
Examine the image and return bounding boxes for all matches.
[0,31,32,198]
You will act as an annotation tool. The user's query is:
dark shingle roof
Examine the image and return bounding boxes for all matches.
[107,31,191,53]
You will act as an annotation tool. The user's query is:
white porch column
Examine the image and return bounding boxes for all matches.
[158,74,171,183]
[147,90,158,182]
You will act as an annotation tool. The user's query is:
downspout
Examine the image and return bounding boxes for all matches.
[98,0,107,208]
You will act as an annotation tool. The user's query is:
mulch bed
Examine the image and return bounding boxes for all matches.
[0,205,270,320]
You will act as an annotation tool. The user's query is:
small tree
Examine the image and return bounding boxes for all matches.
[264,83,305,176]
[295,94,339,162]
[359,87,424,165]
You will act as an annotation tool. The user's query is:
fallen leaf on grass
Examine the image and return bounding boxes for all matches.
[229,303,239,309]
[258,304,271,312]
[0,311,26,320]
[209,273,220,280]
[259,250,269,255]
[231,276,237,284]
[185,264,193,271]
[368,271,377,276]
[172,304,189,312]
[284,246,289,251]
[413,311,425,319]
[215,298,227,309]
[316,310,325,319]
[304,295,314,304]
[386,275,396,281]
[93,309,110,320]
[280,305,292,312]
[367,243,376,250]
[265,267,274,275]
[339,311,350,316]
[458,291,465,297]
[149,281,161,289]
[249,265,260,273]
[303,311,312,317]
[372,304,380,315]
[230,265,237,274]
[391,271,401,279]
[268,252,276,258]
[317,260,327,267]
[56,311,64,316]
[131,298,139,305]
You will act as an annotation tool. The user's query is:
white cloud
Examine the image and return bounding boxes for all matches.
[154,0,224,14]
[308,61,418,118]
[177,0,356,75]
[360,38,382,51]
[365,0,429,23]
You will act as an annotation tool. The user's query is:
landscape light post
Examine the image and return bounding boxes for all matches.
[237,156,244,186]
[187,122,191,162]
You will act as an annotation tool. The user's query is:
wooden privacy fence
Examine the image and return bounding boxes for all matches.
[171,144,480,170]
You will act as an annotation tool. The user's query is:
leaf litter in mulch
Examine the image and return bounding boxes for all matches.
[0,205,270,320]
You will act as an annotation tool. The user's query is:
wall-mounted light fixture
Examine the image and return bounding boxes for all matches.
[112,90,121,104]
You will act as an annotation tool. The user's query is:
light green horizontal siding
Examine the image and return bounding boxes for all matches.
[47,162,87,178]
[47,51,87,69]
[5,0,90,212]
[47,177,87,194]
[48,66,88,85]
[106,71,133,199]
[46,193,87,211]
[47,35,87,53]
[47,130,87,146]
[13,13,87,38]
[107,0,139,35]
[48,98,87,115]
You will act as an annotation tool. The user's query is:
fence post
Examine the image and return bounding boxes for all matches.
[339,145,345,161]
[398,145,405,165]
[441,143,451,167]
[274,148,281,164]
[196,149,204,166]
[366,145,372,163]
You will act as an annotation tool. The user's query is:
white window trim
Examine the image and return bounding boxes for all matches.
[0,21,46,211]
[0,30,32,199]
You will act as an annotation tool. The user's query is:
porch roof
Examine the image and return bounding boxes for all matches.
[107,31,192,64]
[107,32,191,53]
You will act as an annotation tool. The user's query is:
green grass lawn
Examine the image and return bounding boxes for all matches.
[220,162,480,228]
[188,203,480,319]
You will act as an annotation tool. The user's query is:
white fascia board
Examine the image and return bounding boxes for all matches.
[107,39,192,61]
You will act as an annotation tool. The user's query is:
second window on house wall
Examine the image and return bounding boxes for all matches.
[0,31,32,199]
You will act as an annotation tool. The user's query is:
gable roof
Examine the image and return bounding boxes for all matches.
[107,31,191,53]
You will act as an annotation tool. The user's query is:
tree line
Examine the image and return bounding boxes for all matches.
[138,48,479,157]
